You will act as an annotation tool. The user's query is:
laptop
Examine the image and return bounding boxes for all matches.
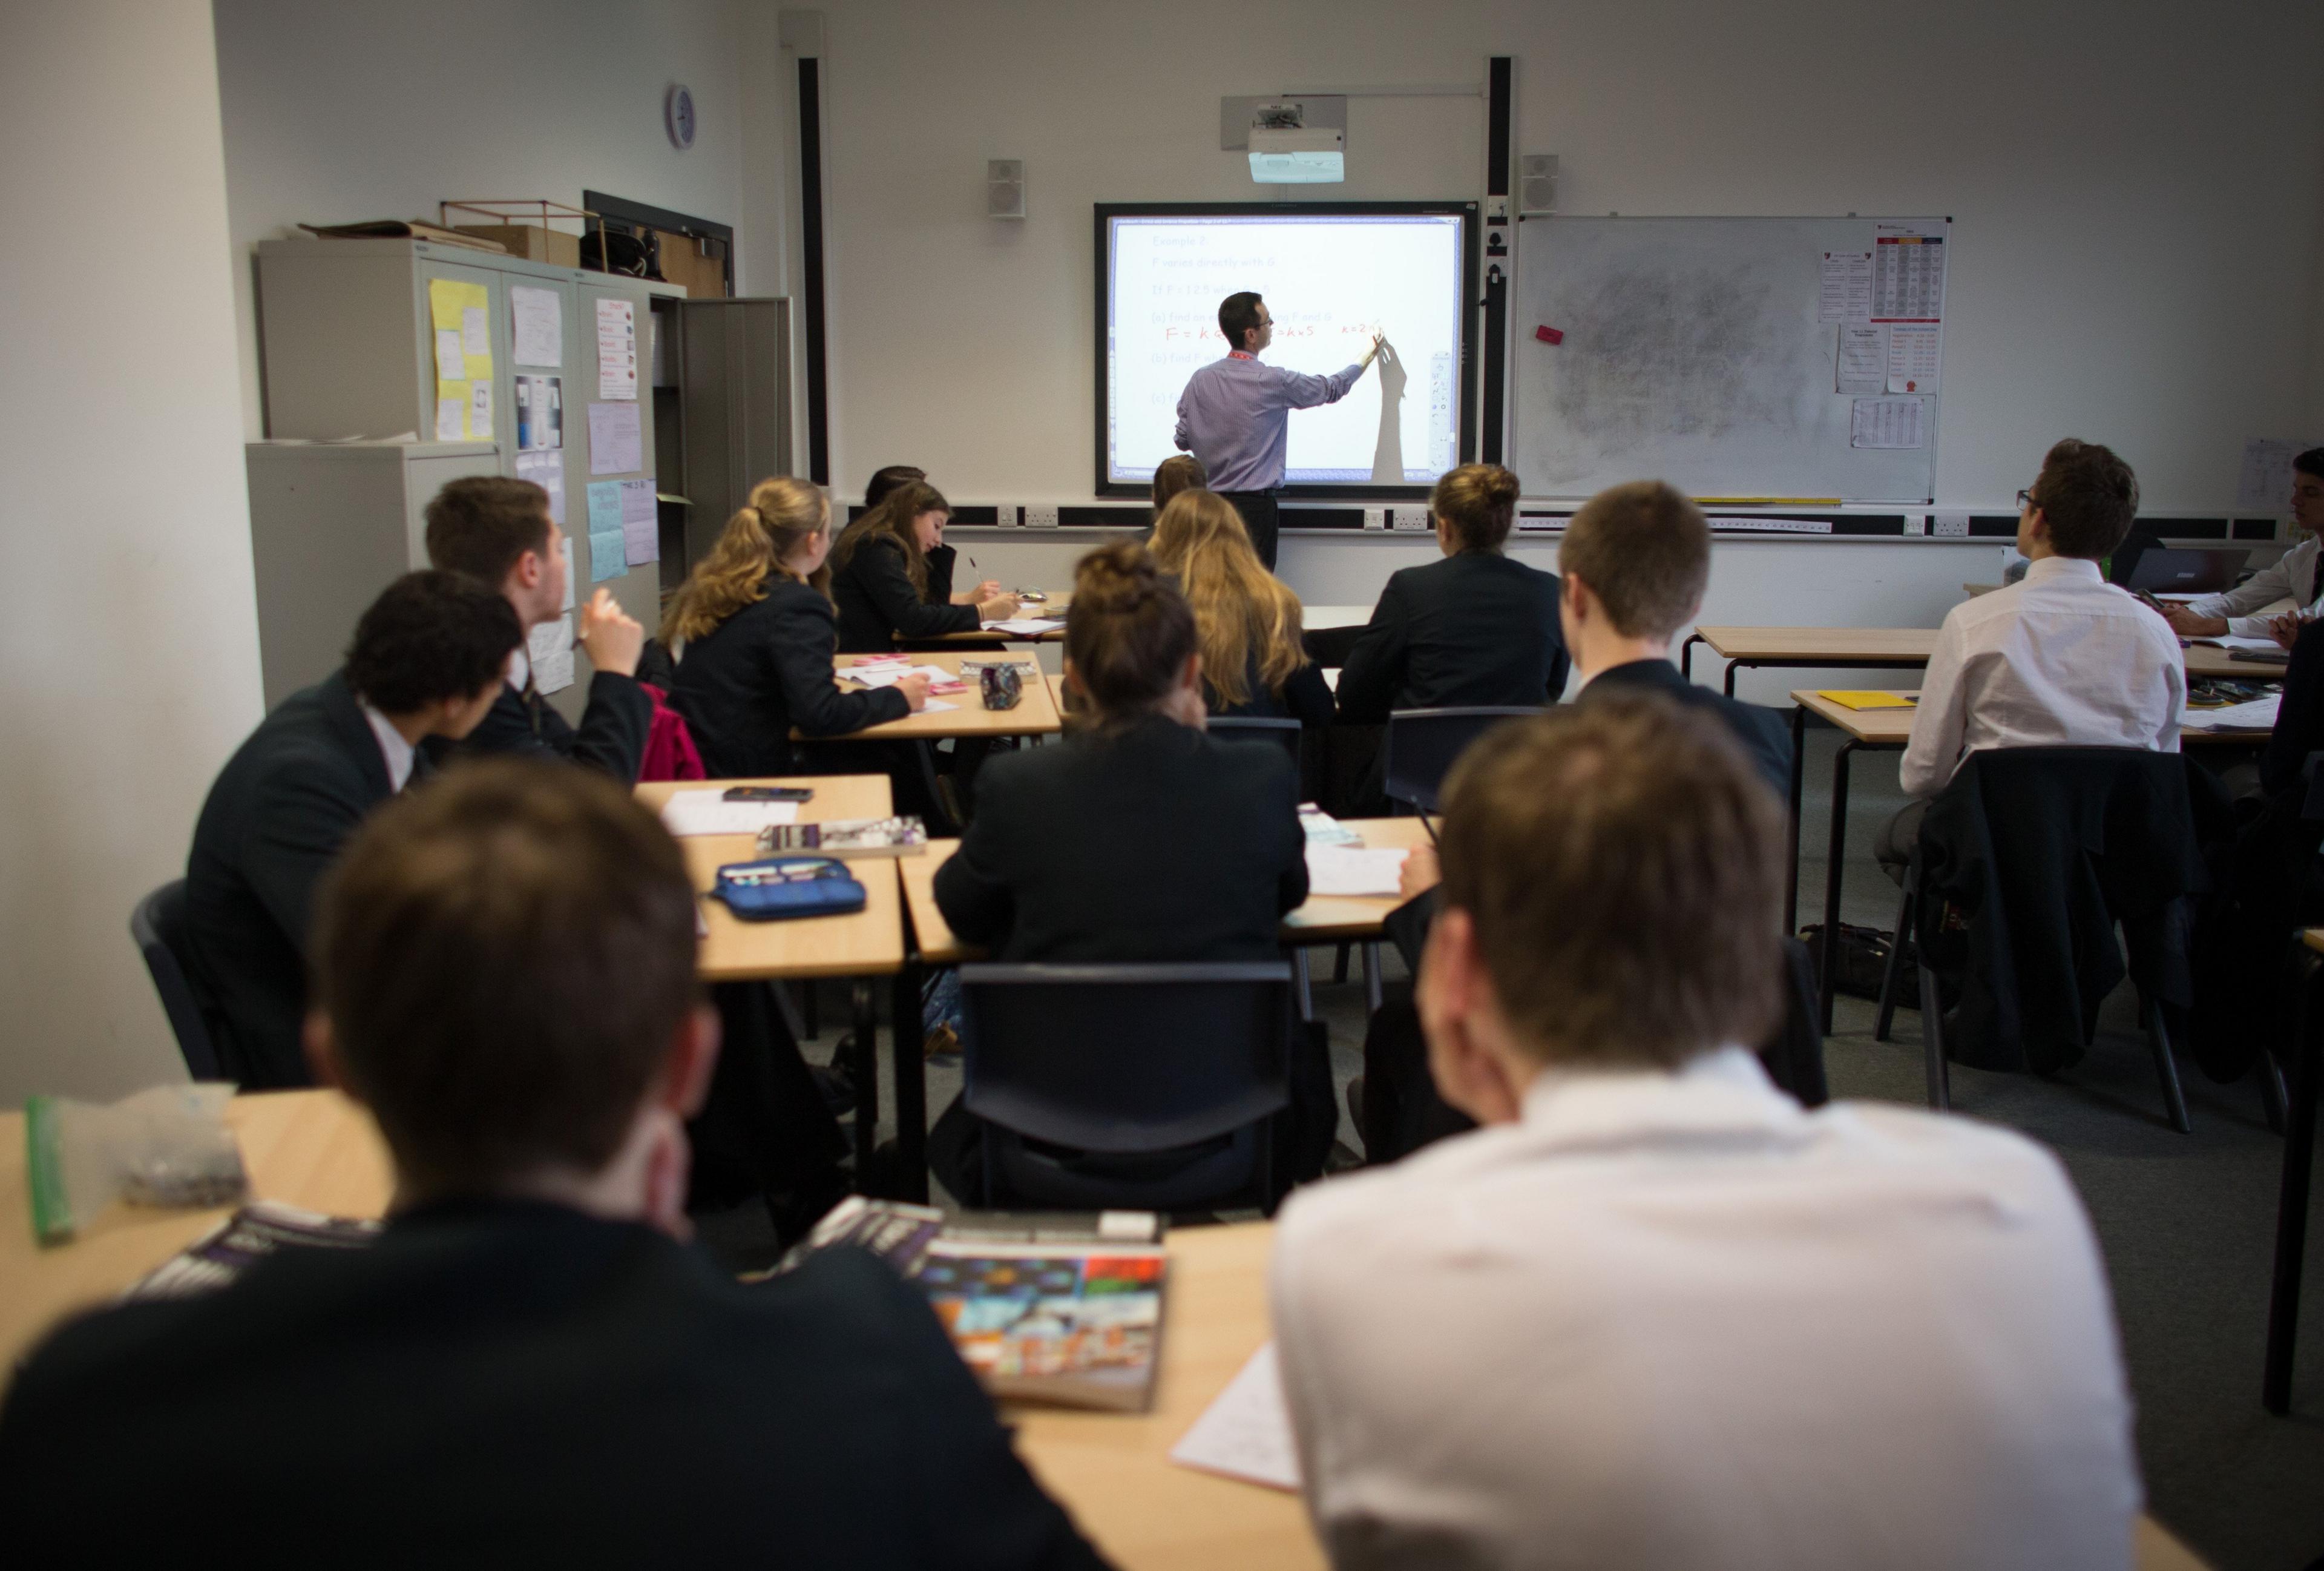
[2124,546,2249,594]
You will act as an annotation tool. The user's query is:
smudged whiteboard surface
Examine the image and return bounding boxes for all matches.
[1510,217,1946,503]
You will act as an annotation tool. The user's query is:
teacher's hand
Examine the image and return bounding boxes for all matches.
[1358,329,1384,369]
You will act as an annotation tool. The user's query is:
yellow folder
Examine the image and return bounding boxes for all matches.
[1817,690,1917,710]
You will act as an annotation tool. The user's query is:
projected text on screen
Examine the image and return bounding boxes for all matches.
[1105,212,1465,487]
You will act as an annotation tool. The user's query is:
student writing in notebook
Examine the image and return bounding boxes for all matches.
[1147,488,1333,726]
[181,571,521,1089]
[830,480,1017,651]
[1,760,1107,1570]
[1272,699,2140,1571]
[663,478,929,779]
[421,475,652,780]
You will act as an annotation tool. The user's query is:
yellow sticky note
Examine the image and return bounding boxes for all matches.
[1817,690,1917,710]
[427,278,494,436]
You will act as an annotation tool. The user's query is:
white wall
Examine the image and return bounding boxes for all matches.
[0,2,266,1103]
[804,0,2324,512]
[214,0,754,438]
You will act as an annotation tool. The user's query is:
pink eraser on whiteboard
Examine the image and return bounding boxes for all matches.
[1535,324,1564,344]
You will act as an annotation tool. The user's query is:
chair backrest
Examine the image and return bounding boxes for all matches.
[1382,706,1541,814]
[958,963,1292,1153]
[130,880,223,1081]
[1206,716,1302,770]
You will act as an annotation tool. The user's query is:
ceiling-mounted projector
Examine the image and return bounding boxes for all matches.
[1247,101,1344,183]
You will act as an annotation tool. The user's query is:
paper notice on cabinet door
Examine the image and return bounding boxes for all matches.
[596,297,637,399]
[1837,324,1887,394]
[588,401,642,475]
[461,306,490,357]
[585,481,626,582]
[1850,397,1927,450]
[434,329,467,382]
[528,614,576,696]
[514,448,565,529]
[1818,251,1873,323]
[435,395,464,441]
[1886,323,1942,395]
[510,284,562,367]
[620,476,659,566]
[468,380,493,441]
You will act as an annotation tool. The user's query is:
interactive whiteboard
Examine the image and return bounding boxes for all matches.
[1509,216,1949,503]
[1096,203,1477,496]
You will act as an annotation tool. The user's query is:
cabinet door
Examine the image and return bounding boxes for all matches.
[569,278,666,696]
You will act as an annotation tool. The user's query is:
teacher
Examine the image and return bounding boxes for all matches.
[1174,291,1380,571]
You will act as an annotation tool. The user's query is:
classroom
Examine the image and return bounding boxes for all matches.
[4,1,2323,1567]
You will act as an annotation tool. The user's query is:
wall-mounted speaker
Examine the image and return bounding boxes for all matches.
[1520,154,1558,216]
[987,159,1026,220]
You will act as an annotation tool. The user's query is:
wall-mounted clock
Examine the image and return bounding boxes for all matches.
[665,84,696,150]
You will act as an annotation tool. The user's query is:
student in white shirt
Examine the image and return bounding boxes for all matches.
[2161,445,2324,643]
[1899,438,2183,804]
[1270,697,2142,1571]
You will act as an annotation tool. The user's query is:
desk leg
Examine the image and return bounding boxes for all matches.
[1363,942,1384,1015]
[1293,947,1315,1022]
[1819,740,1859,1034]
[1681,634,1703,684]
[851,981,880,1182]
[1787,706,1808,938]
[2265,950,2323,1414]
[888,966,930,1204]
[1725,657,1747,699]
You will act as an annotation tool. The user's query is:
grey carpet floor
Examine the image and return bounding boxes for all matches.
[750,725,2324,1571]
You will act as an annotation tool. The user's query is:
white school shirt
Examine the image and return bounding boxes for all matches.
[1270,1049,2141,1571]
[1899,555,2183,799]
[2185,535,2321,638]
[359,703,417,793]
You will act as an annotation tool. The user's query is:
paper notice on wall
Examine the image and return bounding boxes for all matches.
[434,329,466,382]
[1885,322,1942,395]
[528,613,576,696]
[588,400,642,475]
[435,395,464,441]
[620,476,659,566]
[510,284,562,367]
[1817,251,1873,323]
[514,448,565,529]
[1837,324,1887,394]
[1871,228,1945,321]
[585,481,627,582]
[468,380,493,441]
[1850,397,1928,450]
[2237,438,2317,510]
[596,297,638,398]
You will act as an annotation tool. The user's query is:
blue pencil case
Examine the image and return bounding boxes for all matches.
[711,857,867,921]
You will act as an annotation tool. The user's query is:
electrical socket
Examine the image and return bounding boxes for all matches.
[1932,513,1969,538]
[1025,504,1060,529]
[1391,506,1430,532]
[1363,507,1385,530]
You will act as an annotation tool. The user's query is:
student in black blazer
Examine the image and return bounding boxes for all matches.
[665,479,931,779]
[421,475,652,780]
[829,480,1019,651]
[1,762,1105,1570]
[1334,463,1569,722]
[930,542,1316,1195]
[182,572,520,1088]
[1148,488,1333,726]
[1558,480,1791,797]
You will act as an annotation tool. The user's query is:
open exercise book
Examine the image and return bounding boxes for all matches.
[777,1198,1169,1411]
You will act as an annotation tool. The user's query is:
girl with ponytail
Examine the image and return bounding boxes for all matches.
[665,477,930,778]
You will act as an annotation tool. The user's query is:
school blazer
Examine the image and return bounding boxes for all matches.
[833,535,980,652]
[670,581,910,779]
[0,1201,1107,1571]
[427,671,652,782]
[182,671,401,1089]
[934,713,1308,962]
[1583,658,1793,799]
[1211,654,1336,728]
[1334,552,1569,722]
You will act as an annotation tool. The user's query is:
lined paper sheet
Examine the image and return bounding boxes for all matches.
[1169,1342,1302,1492]
[659,792,801,837]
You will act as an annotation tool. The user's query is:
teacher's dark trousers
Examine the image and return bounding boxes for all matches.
[1218,492,1282,572]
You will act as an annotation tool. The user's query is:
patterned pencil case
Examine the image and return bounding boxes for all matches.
[711,857,867,921]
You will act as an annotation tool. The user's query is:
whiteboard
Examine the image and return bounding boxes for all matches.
[1508,217,1948,503]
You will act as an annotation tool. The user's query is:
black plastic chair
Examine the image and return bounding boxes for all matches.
[957,961,1293,1212]
[1381,706,1540,815]
[130,880,223,1081]
[1207,715,1302,770]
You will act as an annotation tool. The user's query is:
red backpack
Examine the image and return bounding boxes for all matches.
[637,683,706,782]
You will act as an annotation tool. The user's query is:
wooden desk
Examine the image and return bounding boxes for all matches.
[1787,693,2265,1032]
[0,1098,2211,1570]
[1686,625,2265,694]
[637,776,908,1176]
[833,652,1062,740]
[923,591,1071,644]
